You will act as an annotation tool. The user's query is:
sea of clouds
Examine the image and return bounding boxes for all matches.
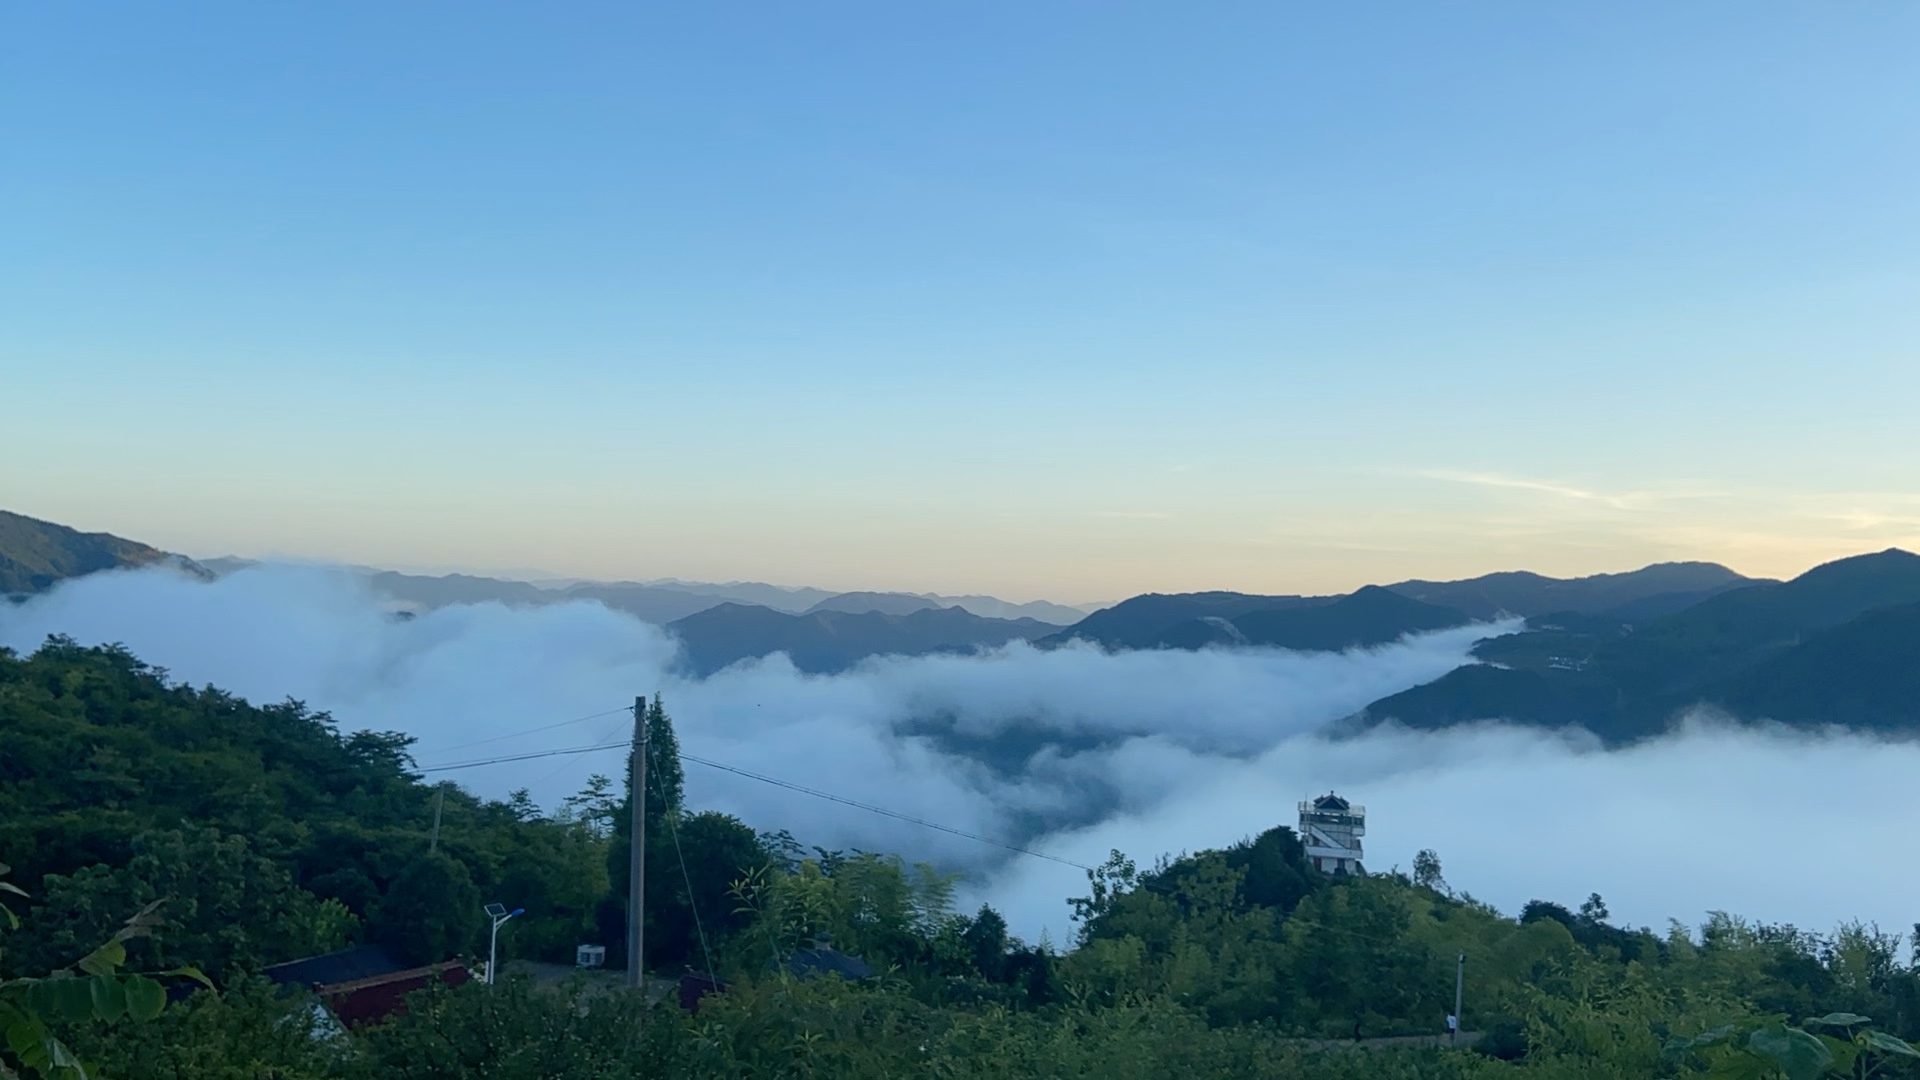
[5,563,1916,946]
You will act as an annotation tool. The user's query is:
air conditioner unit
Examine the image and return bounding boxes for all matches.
[576,944,607,969]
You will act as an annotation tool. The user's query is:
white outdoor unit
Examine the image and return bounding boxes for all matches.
[576,944,607,969]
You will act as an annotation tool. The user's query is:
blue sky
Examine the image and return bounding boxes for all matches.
[4,2,1916,600]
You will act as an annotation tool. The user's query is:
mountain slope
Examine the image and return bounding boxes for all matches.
[1231,587,1471,651]
[366,571,552,609]
[0,510,196,595]
[666,603,1054,675]
[1356,549,1920,741]
[1717,601,1920,731]
[1042,586,1468,654]
[1042,592,1327,650]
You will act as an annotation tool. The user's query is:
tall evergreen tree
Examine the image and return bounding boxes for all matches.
[601,694,692,970]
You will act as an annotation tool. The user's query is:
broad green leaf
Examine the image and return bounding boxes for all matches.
[1746,1025,1833,1080]
[112,900,166,943]
[1806,1012,1872,1028]
[87,976,125,1023]
[154,965,214,991]
[123,976,165,1022]
[1864,1030,1920,1059]
[44,1033,86,1073]
[1704,1055,1774,1080]
[74,940,124,978]
[1689,1024,1738,1048]
[4,1008,43,1057]
[26,978,95,1025]
[0,883,27,899]
[1816,1033,1857,1075]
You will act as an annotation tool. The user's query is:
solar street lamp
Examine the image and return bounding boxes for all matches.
[484,903,523,985]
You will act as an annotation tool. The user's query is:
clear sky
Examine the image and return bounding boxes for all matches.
[4,2,1916,601]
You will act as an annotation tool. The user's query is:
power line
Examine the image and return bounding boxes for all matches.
[676,751,1095,872]
[413,727,1437,953]
[418,736,1092,870]
[417,740,629,774]
[431,706,632,754]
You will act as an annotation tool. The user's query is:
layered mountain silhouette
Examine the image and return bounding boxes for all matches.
[1383,561,1761,621]
[11,507,1915,728]
[799,590,1087,624]
[804,591,945,617]
[1039,563,1762,655]
[180,560,1084,626]
[1355,549,1920,741]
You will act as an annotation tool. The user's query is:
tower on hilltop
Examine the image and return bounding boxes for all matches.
[1298,792,1365,875]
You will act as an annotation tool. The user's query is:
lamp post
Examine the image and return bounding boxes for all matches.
[484,903,523,985]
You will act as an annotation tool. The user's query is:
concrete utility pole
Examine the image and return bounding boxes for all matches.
[626,695,648,989]
[1452,951,1465,1045]
[428,785,446,854]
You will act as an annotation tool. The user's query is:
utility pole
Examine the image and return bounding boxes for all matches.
[428,785,446,854]
[626,695,648,989]
[1452,951,1465,1045]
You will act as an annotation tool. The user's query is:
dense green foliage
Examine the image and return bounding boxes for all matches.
[7,637,1920,1079]
[0,638,606,975]
[1,862,208,1080]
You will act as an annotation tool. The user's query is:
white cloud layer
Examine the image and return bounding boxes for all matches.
[6,565,1914,948]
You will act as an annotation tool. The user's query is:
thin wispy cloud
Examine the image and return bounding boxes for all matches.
[1410,469,1671,511]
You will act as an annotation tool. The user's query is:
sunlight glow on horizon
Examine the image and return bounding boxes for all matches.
[3,2,1915,599]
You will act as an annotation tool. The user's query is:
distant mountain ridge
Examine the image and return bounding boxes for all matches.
[1042,587,1474,653]
[1384,561,1764,621]
[666,603,1056,676]
[15,508,1917,730]
[801,590,1088,624]
[184,561,1092,627]
[1040,562,1762,656]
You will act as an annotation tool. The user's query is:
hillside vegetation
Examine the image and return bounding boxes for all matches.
[1360,549,1920,741]
[666,602,1057,675]
[6,637,1920,1079]
[0,510,186,595]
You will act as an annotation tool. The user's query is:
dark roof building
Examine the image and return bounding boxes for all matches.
[787,944,874,980]
[263,945,406,989]
[263,944,470,1029]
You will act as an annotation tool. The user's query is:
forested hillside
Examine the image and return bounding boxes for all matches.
[5,638,1920,1079]
[1358,549,1920,742]
[666,602,1057,675]
[0,510,192,596]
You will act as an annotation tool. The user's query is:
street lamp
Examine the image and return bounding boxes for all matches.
[483,903,523,985]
